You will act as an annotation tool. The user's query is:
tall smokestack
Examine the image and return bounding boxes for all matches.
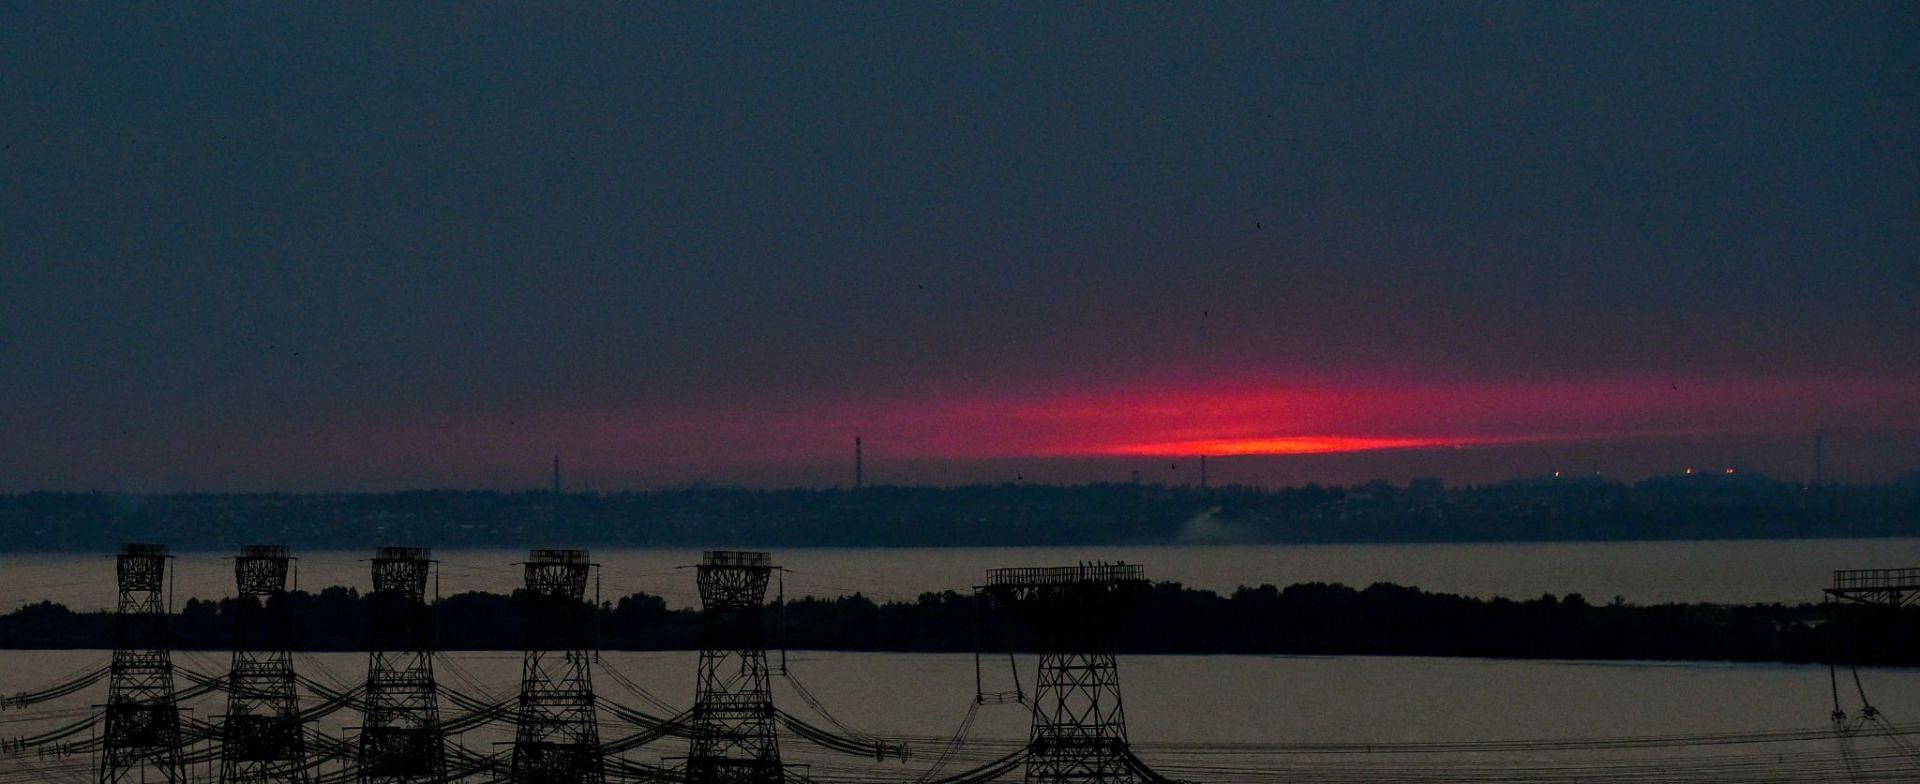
[855,437,863,490]
[1200,455,1208,489]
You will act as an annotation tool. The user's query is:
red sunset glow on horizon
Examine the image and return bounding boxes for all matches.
[7,3,1916,497]
[1091,436,1469,457]
[33,371,1920,491]
[460,373,1920,465]
[814,375,1920,461]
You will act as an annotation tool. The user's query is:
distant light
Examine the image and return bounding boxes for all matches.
[1685,468,1693,475]
[1725,468,1735,475]
[1553,470,1561,478]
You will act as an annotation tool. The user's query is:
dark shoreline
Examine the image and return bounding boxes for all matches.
[1,532,1919,557]
[6,581,1915,666]
[3,477,1915,550]
[4,531,1920,555]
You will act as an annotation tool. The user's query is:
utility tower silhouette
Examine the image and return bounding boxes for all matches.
[100,543,187,784]
[221,545,310,783]
[356,547,446,783]
[984,563,1152,784]
[1826,568,1920,608]
[507,549,603,783]
[684,550,782,784]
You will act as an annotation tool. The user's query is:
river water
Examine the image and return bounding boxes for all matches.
[6,538,1920,781]
[1,649,1915,782]
[4,538,1918,611]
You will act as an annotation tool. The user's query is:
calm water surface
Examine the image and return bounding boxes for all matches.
[0,651,1914,781]
[4,539,1917,610]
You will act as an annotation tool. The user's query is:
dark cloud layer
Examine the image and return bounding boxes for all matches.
[2,4,1915,489]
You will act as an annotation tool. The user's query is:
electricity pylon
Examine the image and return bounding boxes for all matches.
[1826,568,1920,608]
[221,545,310,783]
[984,563,1153,784]
[100,543,187,783]
[356,546,445,783]
[507,548,603,783]
[685,550,782,784]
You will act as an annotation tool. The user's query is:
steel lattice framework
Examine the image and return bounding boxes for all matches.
[356,547,445,784]
[984,563,1152,784]
[222,545,310,783]
[685,550,782,784]
[1826,568,1920,608]
[100,543,188,784]
[507,548,604,783]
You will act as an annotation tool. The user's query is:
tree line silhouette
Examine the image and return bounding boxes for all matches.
[4,581,1914,666]
[2,473,1915,550]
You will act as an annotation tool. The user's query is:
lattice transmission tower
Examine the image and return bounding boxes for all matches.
[99,543,188,783]
[1823,567,1920,732]
[222,545,310,783]
[684,550,782,784]
[984,563,1153,784]
[356,546,446,783]
[1827,568,1920,609]
[506,548,603,783]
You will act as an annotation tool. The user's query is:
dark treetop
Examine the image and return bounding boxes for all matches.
[3,581,1916,667]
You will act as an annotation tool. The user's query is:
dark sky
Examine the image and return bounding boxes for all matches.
[3,4,1916,491]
